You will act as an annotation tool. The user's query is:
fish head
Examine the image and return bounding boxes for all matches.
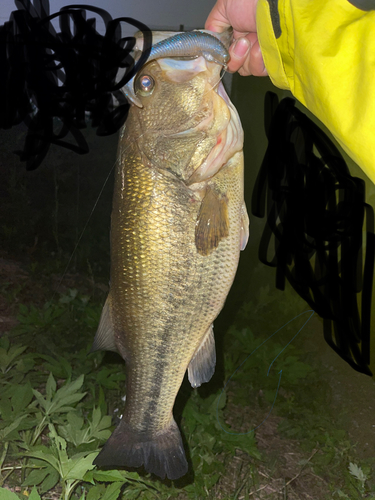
[127,51,243,184]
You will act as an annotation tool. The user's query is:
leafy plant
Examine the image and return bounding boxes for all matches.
[0,279,373,499]
[0,486,42,500]
[24,424,97,500]
[57,408,111,447]
[0,338,28,375]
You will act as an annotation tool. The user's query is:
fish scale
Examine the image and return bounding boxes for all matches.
[92,29,248,480]
[111,141,242,432]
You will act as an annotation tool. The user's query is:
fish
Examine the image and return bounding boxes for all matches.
[92,29,249,481]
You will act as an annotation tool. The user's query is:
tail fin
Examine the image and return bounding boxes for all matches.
[93,418,188,480]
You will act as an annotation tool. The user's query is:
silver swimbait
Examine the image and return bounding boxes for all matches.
[124,30,230,107]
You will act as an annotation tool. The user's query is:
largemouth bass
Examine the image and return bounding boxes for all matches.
[93,29,249,480]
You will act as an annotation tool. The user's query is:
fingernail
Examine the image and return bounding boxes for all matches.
[232,38,250,58]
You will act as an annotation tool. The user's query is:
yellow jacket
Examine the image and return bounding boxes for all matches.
[257,0,375,184]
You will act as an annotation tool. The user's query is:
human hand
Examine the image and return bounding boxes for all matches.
[205,0,267,76]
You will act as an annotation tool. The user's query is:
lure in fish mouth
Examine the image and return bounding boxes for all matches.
[124,30,230,107]
[92,28,248,481]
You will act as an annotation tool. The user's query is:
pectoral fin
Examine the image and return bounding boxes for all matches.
[91,295,117,353]
[188,324,216,388]
[195,187,229,256]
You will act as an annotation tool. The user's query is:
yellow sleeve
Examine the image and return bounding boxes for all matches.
[257,0,375,184]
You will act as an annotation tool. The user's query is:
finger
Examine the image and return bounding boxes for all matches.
[227,33,257,73]
[247,40,268,76]
[238,54,267,76]
[227,37,251,73]
[228,35,267,76]
[205,1,230,32]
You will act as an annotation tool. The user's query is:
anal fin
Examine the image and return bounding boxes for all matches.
[188,324,216,388]
[91,295,117,353]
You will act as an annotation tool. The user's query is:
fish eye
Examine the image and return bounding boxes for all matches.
[136,74,155,96]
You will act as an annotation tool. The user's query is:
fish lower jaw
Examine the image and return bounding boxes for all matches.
[186,84,242,185]
[187,115,243,186]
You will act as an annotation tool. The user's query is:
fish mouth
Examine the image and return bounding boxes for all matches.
[123,29,231,107]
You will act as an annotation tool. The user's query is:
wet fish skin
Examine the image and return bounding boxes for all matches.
[93,32,248,481]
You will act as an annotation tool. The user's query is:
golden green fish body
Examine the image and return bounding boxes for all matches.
[111,141,244,432]
[94,34,248,480]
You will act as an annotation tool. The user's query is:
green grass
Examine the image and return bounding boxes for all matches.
[0,282,374,500]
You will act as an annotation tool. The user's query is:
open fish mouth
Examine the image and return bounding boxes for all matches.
[123,29,231,107]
